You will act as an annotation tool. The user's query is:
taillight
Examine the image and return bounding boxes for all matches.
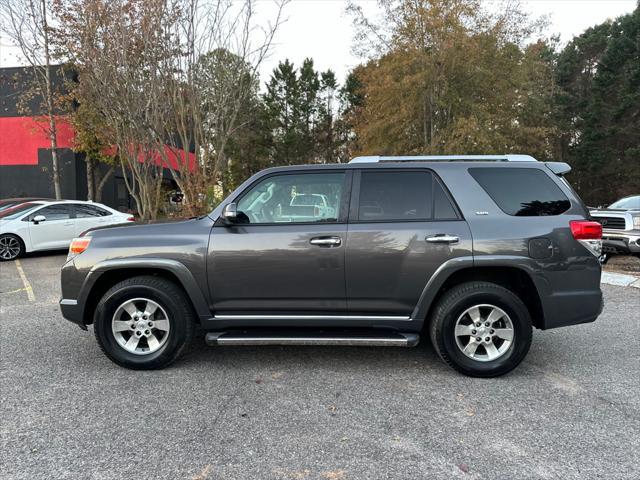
[68,237,91,260]
[570,220,602,240]
[570,220,602,259]
[127,216,136,222]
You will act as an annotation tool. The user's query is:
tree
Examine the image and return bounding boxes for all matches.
[554,6,640,205]
[345,0,555,158]
[335,70,364,162]
[263,58,345,165]
[263,59,303,165]
[56,0,286,218]
[56,0,176,220]
[1,0,64,198]
[297,58,320,158]
[67,98,116,202]
[316,69,339,162]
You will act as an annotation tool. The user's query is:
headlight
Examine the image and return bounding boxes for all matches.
[634,216,640,229]
[67,237,91,260]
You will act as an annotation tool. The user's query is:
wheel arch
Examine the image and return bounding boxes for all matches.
[80,259,210,326]
[413,258,545,330]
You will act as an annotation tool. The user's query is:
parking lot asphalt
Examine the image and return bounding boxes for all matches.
[1,253,639,480]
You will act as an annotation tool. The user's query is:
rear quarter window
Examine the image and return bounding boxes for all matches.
[469,168,571,216]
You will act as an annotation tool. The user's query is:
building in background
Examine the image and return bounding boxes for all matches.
[0,65,179,212]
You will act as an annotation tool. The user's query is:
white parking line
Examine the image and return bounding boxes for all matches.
[14,259,35,302]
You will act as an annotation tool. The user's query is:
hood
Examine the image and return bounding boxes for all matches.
[85,217,208,239]
[591,207,638,215]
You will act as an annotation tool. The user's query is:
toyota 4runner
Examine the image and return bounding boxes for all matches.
[60,155,604,377]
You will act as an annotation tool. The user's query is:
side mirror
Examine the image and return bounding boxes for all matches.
[221,203,238,223]
[33,215,46,224]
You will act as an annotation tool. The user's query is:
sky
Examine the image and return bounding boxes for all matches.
[255,0,637,86]
[1,0,637,87]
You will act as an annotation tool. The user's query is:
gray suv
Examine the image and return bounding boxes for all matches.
[60,155,604,377]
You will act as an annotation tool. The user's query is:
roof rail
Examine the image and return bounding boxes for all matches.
[348,154,538,164]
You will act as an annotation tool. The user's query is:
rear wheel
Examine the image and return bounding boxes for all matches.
[94,276,195,369]
[0,234,23,261]
[429,281,532,377]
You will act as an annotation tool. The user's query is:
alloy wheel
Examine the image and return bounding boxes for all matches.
[454,304,514,362]
[0,236,20,260]
[111,298,171,355]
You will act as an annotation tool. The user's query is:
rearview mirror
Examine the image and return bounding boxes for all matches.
[221,203,238,223]
[33,215,46,224]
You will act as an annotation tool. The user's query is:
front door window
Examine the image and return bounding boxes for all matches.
[237,172,345,224]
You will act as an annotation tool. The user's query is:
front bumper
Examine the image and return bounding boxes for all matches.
[60,298,87,330]
[602,230,640,254]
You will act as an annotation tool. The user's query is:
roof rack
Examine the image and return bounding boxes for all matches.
[348,154,537,163]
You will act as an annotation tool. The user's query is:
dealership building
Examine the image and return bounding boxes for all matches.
[0,66,178,211]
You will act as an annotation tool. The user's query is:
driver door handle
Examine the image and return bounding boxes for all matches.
[426,234,459,244]
[310,236,342,247]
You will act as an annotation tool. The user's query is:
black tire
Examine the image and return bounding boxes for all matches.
[94,276,195,369]
[0,234,24,261]
[429,281,532,378]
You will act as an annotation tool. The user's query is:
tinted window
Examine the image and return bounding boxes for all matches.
[470,168,571,216]
[75,204,111,218]
[358,171,432,221]
[237,172,344,224]
[434,180,458,219]
[32,205,72,221]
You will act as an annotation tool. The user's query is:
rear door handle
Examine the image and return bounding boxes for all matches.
[310,236,342,247]
[426,234,459,244]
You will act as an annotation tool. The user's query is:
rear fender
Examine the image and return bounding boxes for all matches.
[411,255,548,329]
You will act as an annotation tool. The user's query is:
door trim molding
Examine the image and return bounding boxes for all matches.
[212,314,412,321]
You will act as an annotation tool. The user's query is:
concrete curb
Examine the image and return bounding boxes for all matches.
[601,271,640,289]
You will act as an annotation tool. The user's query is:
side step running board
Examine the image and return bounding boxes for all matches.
[205,332,419,347]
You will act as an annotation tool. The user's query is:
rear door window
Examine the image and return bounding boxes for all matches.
[469,168,571,216]
[357,171,433,221]
[433,179,459,220]
[75,204,112,217]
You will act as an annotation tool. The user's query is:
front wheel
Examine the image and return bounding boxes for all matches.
[429,281,532,377]
[0,234,23,261]
[94,276,195,369]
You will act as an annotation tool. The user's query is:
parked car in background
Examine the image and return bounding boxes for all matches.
[60,154,603,377]
[589,195,640,262]
[285,193,337,221]
[0,200,134,260]
[0,197,53,212]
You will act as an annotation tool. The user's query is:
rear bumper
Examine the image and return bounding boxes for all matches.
[60,298,87,330]
[602,230,640,254]
[542,290,604,329]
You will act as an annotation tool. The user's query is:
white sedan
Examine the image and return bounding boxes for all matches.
[0,200,134,261]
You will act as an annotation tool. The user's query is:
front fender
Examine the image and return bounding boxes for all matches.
[76,258,210,323]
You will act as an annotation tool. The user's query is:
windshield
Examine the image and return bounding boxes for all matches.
[291,194,324,206]
[0,200,26,212]
[0,203,42,220]
[609,196,640,209]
